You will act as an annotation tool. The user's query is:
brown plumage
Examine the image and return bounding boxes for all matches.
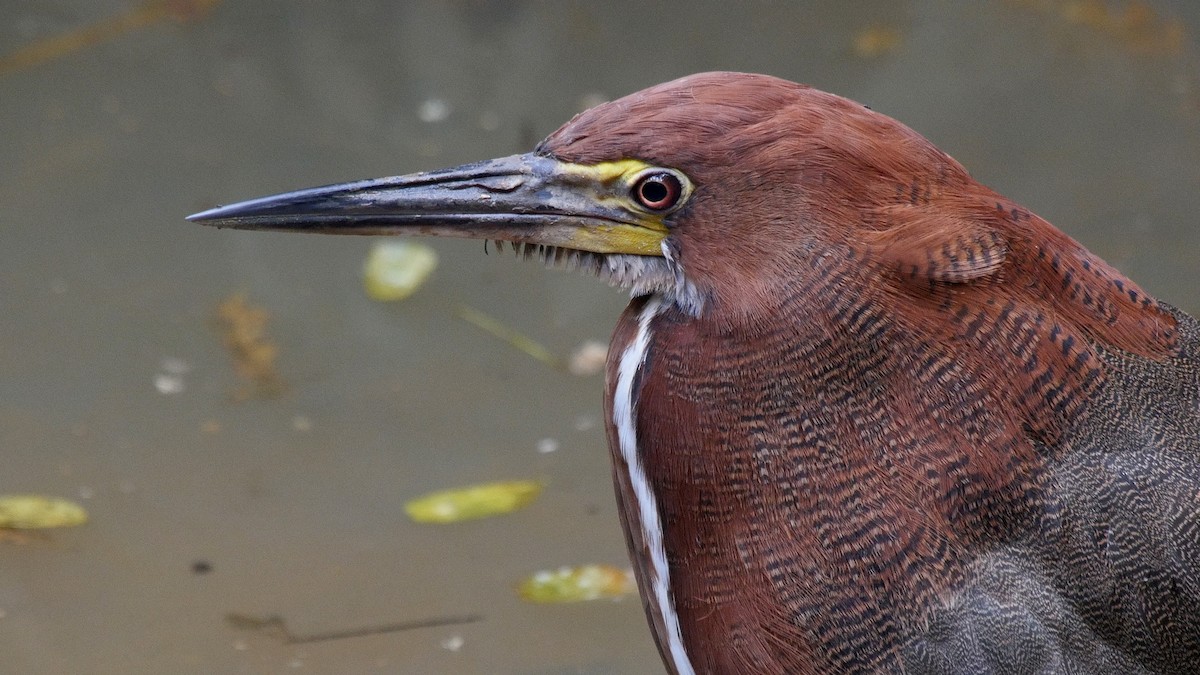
[191,72,1200,674]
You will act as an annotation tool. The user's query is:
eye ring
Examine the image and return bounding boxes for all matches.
[632,171,683,212]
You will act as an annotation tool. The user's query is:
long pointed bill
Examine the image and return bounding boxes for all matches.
[188,153,669,257]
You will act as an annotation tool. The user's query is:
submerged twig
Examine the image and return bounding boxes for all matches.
[456,305,565,370]
[225,612,482,644]
[0,0,222,77]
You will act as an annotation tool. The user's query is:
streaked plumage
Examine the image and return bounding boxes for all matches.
[192,72,1200,674]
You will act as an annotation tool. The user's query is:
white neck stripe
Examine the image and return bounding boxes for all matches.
[613,297,696,675]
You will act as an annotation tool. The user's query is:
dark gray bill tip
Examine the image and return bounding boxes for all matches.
[186,180,373,225]
[187,204,240,222]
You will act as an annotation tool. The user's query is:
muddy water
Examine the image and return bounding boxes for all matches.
[1,2,1198,673]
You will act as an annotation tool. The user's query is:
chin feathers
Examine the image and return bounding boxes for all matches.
[489,239,706,317]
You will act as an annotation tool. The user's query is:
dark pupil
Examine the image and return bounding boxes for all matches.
[640,178,669,204]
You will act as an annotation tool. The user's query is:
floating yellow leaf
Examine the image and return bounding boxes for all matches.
[405,480,542,523]
[0,495,88,529]
[517,564,636,603]
[853,25,903,59]
[363,240,439,301]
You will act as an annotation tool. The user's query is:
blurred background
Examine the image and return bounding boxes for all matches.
[2,1,1199,673]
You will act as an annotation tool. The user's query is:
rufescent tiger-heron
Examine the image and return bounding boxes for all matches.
[190,72,1200,674]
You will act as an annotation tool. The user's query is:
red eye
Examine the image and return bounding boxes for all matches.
[633,172,683,211]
